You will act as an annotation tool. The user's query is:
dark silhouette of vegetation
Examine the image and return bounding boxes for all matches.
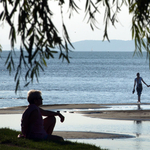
[0,0,150,92]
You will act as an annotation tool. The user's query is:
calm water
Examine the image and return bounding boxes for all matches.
[0,51,150,108]
[0,51,150,150]
[0,113,150,150]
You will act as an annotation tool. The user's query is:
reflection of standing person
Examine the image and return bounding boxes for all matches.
[133,73,149,103]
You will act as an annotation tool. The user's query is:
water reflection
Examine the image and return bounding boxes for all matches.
[135,104,142,138]
[134,120,142,137]
[137,104,141,110]
[136,122,143,150]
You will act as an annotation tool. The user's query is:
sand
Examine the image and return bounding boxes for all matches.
[77,109,150,121]
[0,103,150,139]
[0,104,107,114]
[53,131,134,139]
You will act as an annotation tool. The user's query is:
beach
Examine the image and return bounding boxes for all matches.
[0,103,150,140]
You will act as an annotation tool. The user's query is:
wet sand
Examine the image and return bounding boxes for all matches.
[0,104,107,114]
[0,103,150,139]
[53,131,134,139]
[77,109,150,121]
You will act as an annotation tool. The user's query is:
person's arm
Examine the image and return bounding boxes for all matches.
[39,107,65,122]
[141,78,148,87]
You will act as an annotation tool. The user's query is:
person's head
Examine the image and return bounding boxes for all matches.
[137,72,140,77]
[27,90,43,106]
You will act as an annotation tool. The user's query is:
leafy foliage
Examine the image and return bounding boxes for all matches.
[0,0,150,92]
[128,0,150,62]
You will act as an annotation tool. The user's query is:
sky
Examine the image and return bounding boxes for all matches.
[0,1,132,50]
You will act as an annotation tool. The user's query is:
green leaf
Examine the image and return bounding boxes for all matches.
[27,27,33,36]
[24,81,30,87]
[15,79,20,93]
[41,57,47,67]
[25,69,30,81]
[0,11,4,20]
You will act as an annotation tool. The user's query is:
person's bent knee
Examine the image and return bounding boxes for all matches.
[44,116,56,124]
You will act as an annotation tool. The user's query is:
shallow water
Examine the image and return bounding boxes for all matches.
[0,112,150,150]
[103,104,150,111]
[66,104,150,112]
[59,113,150,150]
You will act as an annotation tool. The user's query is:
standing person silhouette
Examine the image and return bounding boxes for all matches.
[133,73,149,103]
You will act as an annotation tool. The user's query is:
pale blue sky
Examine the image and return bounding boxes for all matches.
[0,1,132,50]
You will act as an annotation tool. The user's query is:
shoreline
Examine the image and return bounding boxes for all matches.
[53,131,135,139]
[1,103,150,120]
[1,103,150,119]
[0,103,150,139]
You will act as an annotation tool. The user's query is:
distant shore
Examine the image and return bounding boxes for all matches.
[0,103,150,139]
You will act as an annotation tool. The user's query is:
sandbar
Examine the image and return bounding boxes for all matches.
[53,131,134,139]
[77,109,150,121]
[0,104,107,114]
[1,103,150,121]
[0,103,150,139]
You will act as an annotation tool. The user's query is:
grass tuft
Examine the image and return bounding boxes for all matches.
[0,128,107,150]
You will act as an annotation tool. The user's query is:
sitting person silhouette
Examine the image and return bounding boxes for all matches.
[19,90,65,141]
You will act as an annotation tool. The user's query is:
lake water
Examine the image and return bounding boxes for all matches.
[0,51,150,108]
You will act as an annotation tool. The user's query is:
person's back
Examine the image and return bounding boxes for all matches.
[21,104,47,139]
